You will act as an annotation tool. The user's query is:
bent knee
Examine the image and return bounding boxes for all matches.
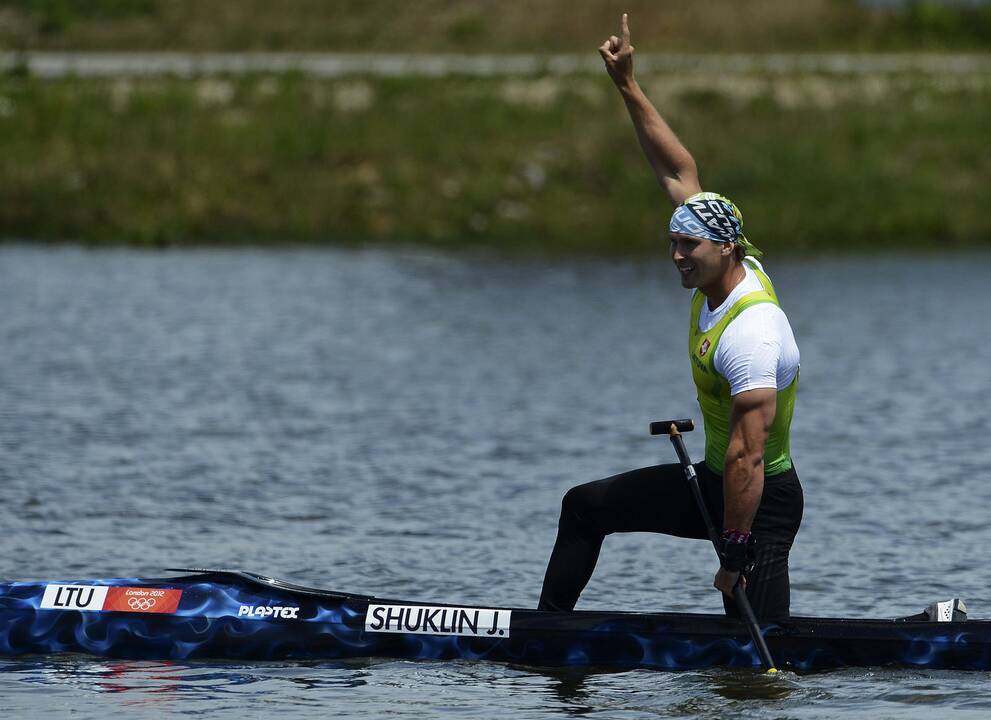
[561,482,600,525]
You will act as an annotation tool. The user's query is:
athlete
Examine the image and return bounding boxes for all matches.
[537,15,803,621]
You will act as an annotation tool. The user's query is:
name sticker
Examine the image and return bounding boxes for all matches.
[366,604,511,638]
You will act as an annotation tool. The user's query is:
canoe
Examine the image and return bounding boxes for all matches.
[0,569,983,672]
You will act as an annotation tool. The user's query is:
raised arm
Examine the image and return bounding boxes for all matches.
[599,14,702,207]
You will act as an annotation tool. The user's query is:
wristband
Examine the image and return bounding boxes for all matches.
[718,530,755,573]
[720,529,751,545]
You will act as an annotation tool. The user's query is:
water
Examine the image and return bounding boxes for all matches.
[1,245,990,717]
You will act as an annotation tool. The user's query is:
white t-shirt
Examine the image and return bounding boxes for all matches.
[696,259,800,396]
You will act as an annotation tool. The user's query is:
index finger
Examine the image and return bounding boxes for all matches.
[622,13,630,45]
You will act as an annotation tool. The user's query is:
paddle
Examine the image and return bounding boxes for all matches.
[650,418,778,673]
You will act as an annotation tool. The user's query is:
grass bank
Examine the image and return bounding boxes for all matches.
[2,0,991,53]
[1,71,988,254]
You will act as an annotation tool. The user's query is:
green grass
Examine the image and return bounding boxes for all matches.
[1,72,988,254]
[2,0,991,52]
[1,0,156,36]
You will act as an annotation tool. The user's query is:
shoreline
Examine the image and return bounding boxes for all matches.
[4,51,991,79]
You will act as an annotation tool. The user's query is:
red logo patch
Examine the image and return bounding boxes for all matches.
[699,339,711,357]
[103,587,183,614]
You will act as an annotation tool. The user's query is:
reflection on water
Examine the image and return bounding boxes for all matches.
[702,667,800,701]
[6,653,989,718]
[2,246,991,718]
[518,666,621,715]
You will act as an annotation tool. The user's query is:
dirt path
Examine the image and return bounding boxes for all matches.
[3,51,990,78]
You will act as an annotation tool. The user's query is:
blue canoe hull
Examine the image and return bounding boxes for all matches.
[1,570,986,672]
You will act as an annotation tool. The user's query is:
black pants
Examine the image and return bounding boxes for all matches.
[537,462,803,621]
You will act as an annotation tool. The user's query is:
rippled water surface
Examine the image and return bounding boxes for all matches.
[2,246,990,718]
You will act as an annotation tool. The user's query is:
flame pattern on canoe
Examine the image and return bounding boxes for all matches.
[1,572,989,672]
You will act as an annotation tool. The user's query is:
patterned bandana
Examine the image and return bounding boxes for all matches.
[669,192,763,258]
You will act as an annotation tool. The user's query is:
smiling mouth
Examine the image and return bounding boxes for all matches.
[677,264,695,274]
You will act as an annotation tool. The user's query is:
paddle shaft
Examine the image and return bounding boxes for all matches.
[666,427,778,672]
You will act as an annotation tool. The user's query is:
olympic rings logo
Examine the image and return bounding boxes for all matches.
[128,597,158,611]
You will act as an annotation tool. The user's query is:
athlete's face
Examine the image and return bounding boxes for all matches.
[669,233,733,289]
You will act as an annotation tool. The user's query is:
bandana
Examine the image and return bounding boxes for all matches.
[669,192,763,258]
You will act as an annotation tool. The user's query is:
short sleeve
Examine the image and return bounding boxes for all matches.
[712,305,786,396]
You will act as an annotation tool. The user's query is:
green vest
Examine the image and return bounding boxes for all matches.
[688,260,797,475]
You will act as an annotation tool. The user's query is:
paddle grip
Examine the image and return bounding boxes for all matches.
[649,419,695,436]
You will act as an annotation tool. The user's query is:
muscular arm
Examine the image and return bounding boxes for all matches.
[723,388,777,531]
[599,15,702,206]
[616,82,701,207]
[712,387,777,596]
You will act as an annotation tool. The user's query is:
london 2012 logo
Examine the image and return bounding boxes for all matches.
[128,596,158,611]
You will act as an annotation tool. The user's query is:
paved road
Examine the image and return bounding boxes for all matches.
[2,51,990,78]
